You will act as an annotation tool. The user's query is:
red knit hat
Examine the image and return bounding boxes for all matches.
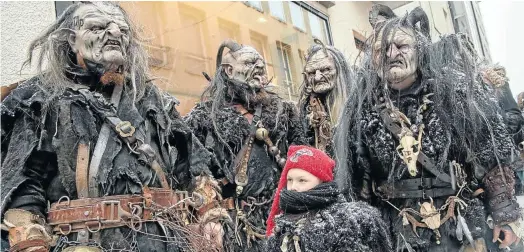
[265,145,335,236]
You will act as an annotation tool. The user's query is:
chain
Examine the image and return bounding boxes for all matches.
[53,236,102,252]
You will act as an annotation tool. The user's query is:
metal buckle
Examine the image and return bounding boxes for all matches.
[58,224,72,235]
[85,220,102,233]
[101,200,130,223]
[115,121,135,138]
[175,191,189,210]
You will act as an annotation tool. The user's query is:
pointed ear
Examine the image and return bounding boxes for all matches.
[68,32,78,53]
[223,64,233,78]
[369,4,396,29]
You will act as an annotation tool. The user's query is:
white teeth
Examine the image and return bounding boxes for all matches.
[106,40,120,46]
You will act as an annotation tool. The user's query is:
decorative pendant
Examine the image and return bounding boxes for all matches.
[397,124,424,177]
[419,198,442,244]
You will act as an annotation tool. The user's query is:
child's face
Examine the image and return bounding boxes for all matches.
[286,169,322,192]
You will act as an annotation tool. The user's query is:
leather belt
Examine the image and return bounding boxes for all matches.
[47,188,189,235]
[374,177,456,199]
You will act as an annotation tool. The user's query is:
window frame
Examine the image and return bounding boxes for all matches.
[244,1,263,13]
[268,1,287,23]
[289,1,306,32]
[276,41,296,97]
[292,1,333,45]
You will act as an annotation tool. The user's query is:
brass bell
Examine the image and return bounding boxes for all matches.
[269,146,279,155]
[255,127,269,141]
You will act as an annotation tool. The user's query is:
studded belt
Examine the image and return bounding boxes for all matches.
[47,188,189,235]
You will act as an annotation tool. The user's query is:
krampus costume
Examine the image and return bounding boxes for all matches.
[266,145,392,252]
[334,5,523,251]
[184,40,307,251]
[1,2,216,251]
[297,39,352,153]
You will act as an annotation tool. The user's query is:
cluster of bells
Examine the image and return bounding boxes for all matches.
[255,125,287,168]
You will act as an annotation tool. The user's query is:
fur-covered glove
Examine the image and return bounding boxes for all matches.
[2,209,54,252]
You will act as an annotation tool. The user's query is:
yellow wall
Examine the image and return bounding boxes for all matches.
[121,1,329,115]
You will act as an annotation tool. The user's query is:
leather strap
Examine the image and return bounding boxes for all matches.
[75,142,90,199]
[376,105,452,183]
[376,177,455,199]
[232,104,263,188]
[71,86,170,190]
[376,177,450,190]
[10,239,48,252]
[390,188,456,199]
[197,198,236,216]
[88,84,124,197]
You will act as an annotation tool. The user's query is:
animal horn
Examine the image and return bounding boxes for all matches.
[369,4,396,29]
[216,39,242,69]
[407,7,430,39]
[314,38,328,56]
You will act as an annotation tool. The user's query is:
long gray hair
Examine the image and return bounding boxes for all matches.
[297,44,353,128]
[22,1,149,102]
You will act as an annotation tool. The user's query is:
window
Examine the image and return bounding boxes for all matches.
[298,49,306,69]
[448,2,472,38]
[218,18,240,41]
[308,12,328,44]
[268,1,286,22]
[244,1,263,12]
[250,31,275,79]
[276,42,296,97]
[55,1,74,18]
[119,1,333,114]
[178,5,209,76]
[289,2,306,31]
[353,30,366,52]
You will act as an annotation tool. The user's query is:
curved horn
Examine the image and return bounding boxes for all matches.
[313,38,328,56]
[369,4,396,29]
[407,7,430,38]
[216,39,242,69]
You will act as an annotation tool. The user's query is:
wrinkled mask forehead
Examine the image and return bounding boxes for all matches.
[231,46,263,63]
[305,51,335,72]
[373,26,416,54]
[73,3,128,30]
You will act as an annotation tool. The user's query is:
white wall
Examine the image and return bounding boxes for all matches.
[479,1,523,97]
[1,1,56,86]
[327,1,374,64]
[393,1,455,42]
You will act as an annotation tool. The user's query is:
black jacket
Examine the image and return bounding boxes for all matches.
[267,199,393,252]
[1,76,212,251]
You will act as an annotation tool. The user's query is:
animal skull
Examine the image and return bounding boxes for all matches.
[420,198,441,230]
[397,131,420,177]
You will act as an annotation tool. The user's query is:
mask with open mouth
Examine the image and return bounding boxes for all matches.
[220,43,269,91]
[68,2,130,85]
